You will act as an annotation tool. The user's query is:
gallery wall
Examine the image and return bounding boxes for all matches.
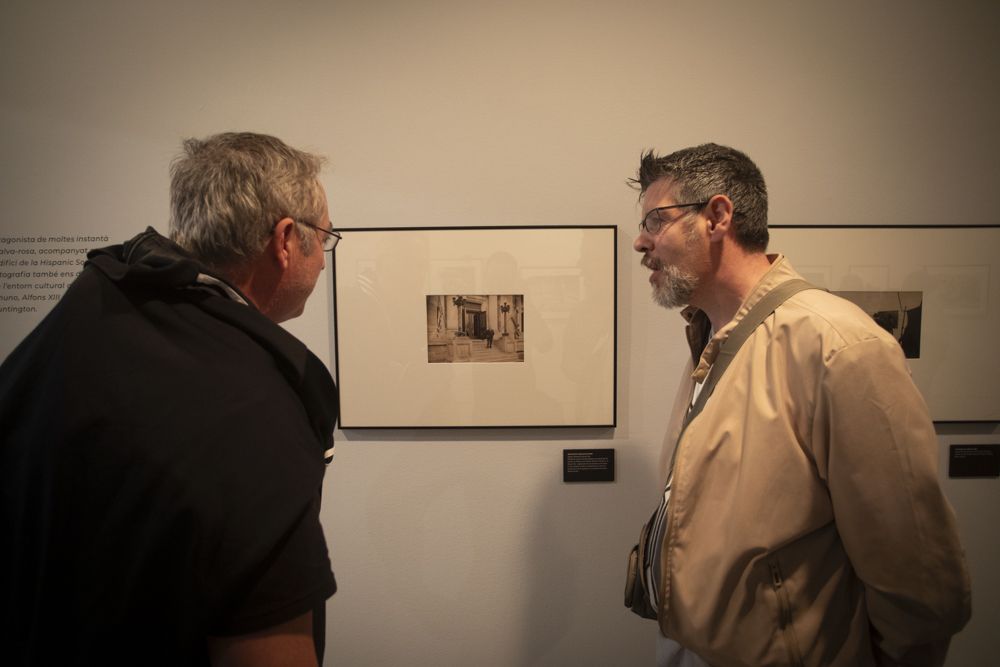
[2,1,998,664]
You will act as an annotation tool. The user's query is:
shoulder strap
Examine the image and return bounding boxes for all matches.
[685,278,816,428]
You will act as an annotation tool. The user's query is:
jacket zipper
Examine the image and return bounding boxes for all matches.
[658,382,698,624]
[658,447,683,621]
[768,560,804,666]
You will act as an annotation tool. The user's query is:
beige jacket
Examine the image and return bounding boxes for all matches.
[655,256,971,666]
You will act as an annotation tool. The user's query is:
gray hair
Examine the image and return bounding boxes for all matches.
[169,132,326,269]
[629,143,768,252]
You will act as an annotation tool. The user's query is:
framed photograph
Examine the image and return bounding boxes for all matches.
[332,226,617,428]
[769,225,1000,422]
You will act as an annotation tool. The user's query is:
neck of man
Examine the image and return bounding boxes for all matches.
[216,260,284,322]
[692,249,773,333]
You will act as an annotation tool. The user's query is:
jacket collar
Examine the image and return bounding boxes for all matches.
[86,227,254,305]
[87,227,203,287]
[683,254,804,382]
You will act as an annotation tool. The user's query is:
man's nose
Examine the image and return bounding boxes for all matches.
[633,232,651,253]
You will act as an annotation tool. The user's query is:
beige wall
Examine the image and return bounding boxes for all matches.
[2,0,997,664]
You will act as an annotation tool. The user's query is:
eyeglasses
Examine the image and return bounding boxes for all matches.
[639,201,708,235]
[295,220,342,251]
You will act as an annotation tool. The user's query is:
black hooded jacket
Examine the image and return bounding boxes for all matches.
[1,228,338,666]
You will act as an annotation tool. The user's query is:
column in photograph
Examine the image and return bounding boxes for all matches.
[487,295,498,332]
[426,295,450,362]
[445,295,460,338]
[512,295,523,339]
[427,295,443,340]
[498,296,515,353]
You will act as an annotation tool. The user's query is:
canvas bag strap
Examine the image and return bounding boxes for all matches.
[684,278,817,429]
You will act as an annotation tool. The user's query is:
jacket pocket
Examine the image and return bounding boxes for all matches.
[768,559,804,667]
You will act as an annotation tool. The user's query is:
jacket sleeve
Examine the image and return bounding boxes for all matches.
[813,336,971,665]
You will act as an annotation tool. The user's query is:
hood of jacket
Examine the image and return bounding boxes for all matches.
[85,226,248,296]
[85,227,339,458]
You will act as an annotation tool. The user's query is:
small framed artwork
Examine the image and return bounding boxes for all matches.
[769,225,1000,422]
[332,226,617,428]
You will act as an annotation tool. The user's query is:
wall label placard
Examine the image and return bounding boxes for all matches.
[948,444,1000,478]
[563,448,615,483]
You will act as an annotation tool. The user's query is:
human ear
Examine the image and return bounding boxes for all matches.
[706,195,734,241]
[270,218,296,268]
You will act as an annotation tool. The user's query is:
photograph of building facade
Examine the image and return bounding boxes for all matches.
[426,294,524,363]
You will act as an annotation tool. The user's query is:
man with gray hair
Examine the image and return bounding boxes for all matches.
[625,143,970,666]
[1,132,341,666]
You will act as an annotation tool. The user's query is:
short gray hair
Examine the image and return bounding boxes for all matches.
[629,143,768,252]
[169,132,326,269]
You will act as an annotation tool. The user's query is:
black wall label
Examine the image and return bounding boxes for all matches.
[563,448,615,483]
[949,444,1000,478]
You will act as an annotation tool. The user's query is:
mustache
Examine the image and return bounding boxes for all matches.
[641,255,663,271]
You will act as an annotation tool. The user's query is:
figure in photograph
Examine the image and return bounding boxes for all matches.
[486,327,495,348]
[898,300,922,358]
[0,132,340,666]
[626,143,969,666]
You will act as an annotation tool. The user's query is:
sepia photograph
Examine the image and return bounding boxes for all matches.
[768,225,1000,422]
[834,290,923,358]
[426,294,524,363]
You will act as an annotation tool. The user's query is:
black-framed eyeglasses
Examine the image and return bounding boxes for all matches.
[295,220,342,251]
[639,201,708,235]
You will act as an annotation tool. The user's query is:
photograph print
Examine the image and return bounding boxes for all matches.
[426,294,524,363]
[834,290,923,358]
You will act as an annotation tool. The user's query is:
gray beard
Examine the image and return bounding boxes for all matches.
[652,264,698,309]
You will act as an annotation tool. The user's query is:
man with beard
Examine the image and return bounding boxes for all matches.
[626,143,970,666]
[1,132,340,666]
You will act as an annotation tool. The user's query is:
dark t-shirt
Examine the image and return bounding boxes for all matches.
[1,233,338,665]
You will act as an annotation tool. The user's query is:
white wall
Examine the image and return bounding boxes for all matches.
[2,1,997,664]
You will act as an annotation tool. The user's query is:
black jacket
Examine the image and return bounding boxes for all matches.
[1,228,338,666]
